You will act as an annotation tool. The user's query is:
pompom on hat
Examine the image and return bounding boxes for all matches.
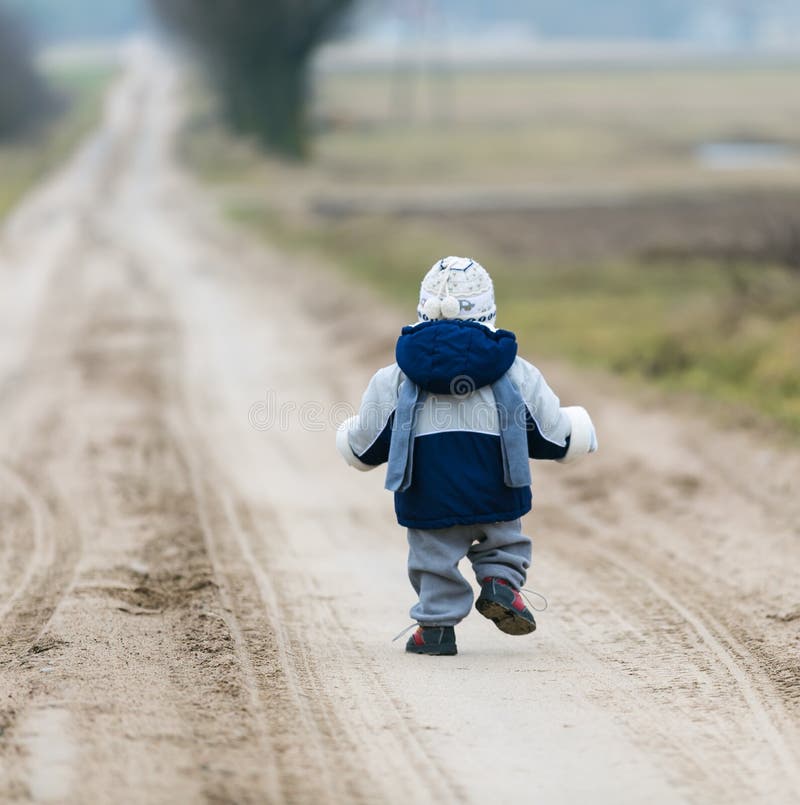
[417,256,496,326]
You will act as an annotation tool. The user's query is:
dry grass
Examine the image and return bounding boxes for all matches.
[182,62,800,430]
[314,66,800,189]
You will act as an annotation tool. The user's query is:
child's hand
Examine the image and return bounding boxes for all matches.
[557,406,597,464]
[336,415,379,472]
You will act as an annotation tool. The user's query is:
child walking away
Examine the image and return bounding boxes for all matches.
[336,257,597,655]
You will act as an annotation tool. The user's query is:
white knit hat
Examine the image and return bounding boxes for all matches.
[417,256,496,325]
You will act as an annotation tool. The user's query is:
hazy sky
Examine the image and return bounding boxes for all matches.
[5,0,800,46]
[360,0,800,46]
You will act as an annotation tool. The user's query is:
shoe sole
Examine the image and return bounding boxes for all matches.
[405,644,458,656]
[476,598,536,635]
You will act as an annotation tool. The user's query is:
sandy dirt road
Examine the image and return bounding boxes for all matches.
[1,45,799,805]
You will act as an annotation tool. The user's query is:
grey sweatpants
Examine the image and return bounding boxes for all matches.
[407,519,531,626]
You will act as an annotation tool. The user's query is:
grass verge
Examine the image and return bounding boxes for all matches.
[229,203,800,430]
[0,61,117,221]
[180,66,800,432]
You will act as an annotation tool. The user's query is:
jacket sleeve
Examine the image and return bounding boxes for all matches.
[336,364,402,471]
[508,358,597,462]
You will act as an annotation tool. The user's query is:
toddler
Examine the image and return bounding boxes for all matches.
[336,257,597,655]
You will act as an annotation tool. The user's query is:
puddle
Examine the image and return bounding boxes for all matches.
[696,141,796,170]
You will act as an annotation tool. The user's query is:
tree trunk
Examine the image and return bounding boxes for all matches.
[221,58,309,160]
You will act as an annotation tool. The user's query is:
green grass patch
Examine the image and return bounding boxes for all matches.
[0,61,117,221]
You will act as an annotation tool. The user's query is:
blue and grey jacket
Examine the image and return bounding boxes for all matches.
[337,320,596,529]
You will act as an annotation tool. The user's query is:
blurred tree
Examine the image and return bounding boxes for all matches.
[149,0,355,158]
[0,5,57,141]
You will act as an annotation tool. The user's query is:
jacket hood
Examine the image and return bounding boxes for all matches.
[396,320,517,394]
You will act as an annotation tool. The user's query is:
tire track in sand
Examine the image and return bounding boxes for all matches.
[541,500,800,802]
[172,414,463,804]
[223,495,466,805]
[0,458,82,661]
[0,464,49,626]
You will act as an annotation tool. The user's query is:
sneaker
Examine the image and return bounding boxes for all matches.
[405,625,457,655]
[475,577,536,635]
